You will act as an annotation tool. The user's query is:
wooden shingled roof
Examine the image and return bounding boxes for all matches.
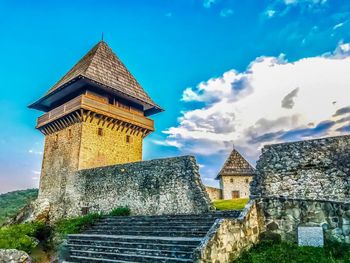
[216,148,255,179]
[43,41,161,110]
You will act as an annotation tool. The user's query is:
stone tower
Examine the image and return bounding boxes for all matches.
[216,148,255,199]
[29,41,162,204]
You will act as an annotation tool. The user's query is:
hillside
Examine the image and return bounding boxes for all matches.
[0,189,38,225]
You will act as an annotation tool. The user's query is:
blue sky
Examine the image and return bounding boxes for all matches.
[0,0,350,193]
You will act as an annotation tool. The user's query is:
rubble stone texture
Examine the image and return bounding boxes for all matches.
[37,155,213,221]
[0,249,31,263]
[194,201,265,262]
[205,186,222,201]
[251,135,350,243]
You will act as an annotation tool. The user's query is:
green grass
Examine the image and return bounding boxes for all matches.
[0,189,38,225]
[235,240,350,263]
[213,198,249,210]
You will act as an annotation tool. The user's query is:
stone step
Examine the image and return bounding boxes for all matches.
[92,223,215,228]
[101,212,240,222]
[67,234,201,246]
[83,229,208,237]
[88,225,211,232]
[64,258,133,263]
[68,250,193,262]
[67,239,198,252]
[66,244,193,259]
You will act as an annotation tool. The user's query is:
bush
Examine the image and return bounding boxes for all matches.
[54,213,102,236]
[0,222,46,253]
[109,207,130,216]
[235,240,350,263]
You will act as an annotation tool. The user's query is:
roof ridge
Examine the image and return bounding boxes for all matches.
[216,148,255,179]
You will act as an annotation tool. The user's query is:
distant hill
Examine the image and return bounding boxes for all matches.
[0,189,38,225]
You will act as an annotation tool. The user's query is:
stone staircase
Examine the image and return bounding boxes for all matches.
[62,211,241,262]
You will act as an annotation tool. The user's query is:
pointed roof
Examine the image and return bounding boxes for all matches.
[30,41,162,114]
[216,148,255,179]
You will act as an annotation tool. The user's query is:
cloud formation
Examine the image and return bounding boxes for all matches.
[281,87,299,109]
[163,42,350,161]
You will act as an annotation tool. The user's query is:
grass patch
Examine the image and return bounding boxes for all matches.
[213,198,249,210]
[0,206,131,257]
[109,207,130,217]
[235,240,350,263]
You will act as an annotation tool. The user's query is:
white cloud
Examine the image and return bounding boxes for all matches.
[220,8,234,17]
[163,43,350,161]
[333,22,344,30]
[265,9,276,18]
[203,0,218,8]
[32,170,41,175]
[28,149,43,155]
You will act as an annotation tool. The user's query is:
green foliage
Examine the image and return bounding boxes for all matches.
[213,198,249,210]
[0,189,38,225]
[0,222,46,253]
[109,206,130,216]
[235,240,350,263]
[54,213,102,235]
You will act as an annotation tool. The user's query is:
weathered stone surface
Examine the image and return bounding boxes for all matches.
[194,201,265,263]
[258,197,350,244]
[34,155,213,221]
[205,186,222,201]
[251,135,350,202]
[0,249,31,263]
[251,135,350,244]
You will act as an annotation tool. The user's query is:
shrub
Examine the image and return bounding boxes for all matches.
[54,213,102,235]
[108,207,130,216]
[0,222,46,253]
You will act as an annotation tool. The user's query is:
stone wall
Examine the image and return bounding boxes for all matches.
[79,116,143,170]
[194,200,264,263]
[251,135,350,244]
[205,186,222,201]
[251,135,350,202]
[62,156,213,218]
[220,175,252,199]
[260,197,350,243]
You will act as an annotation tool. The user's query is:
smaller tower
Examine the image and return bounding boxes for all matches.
[216,148,255,199]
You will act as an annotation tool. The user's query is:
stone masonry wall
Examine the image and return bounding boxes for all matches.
[38,123,82,201]
[221,175,253,199]
[251,135,350,243]
[205,187,222,201]
[260,198,350,243]
[251,135,350,202]
[79,117,142,170]
[63,156,213,217]
[194,201,264,263]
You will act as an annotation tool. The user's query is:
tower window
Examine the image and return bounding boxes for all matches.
[68,129,72,139]
[98,128,103,136]
[230,178,234,183]
[126,135,131,143]
[55,134,58,142]
[245,179,249,183]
